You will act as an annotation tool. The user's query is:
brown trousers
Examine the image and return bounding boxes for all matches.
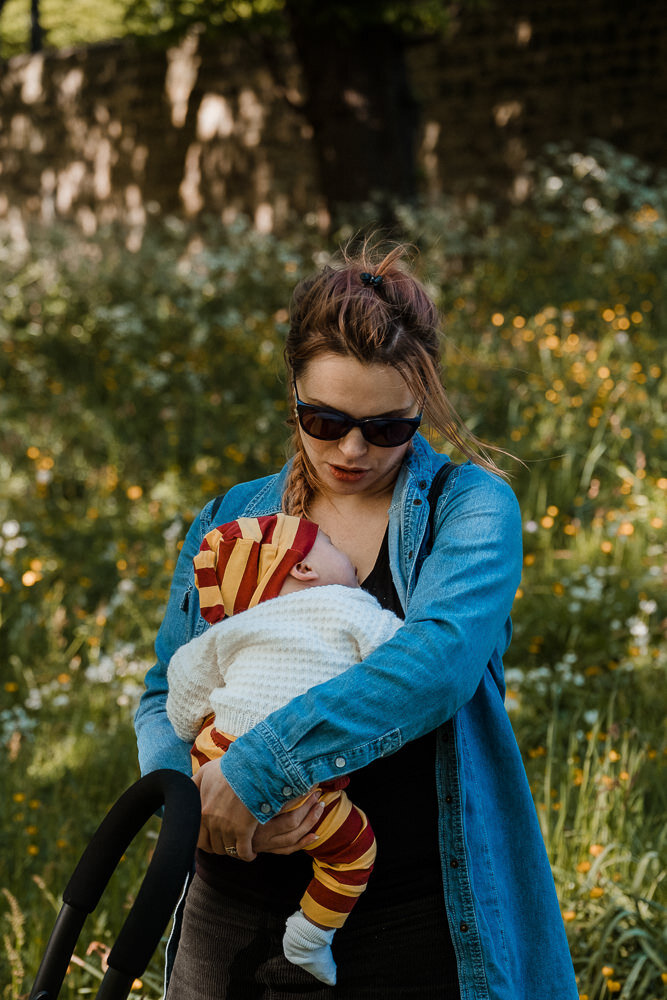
[166,874,459,999]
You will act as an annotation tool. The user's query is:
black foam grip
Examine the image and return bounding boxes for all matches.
[63,769,200,978]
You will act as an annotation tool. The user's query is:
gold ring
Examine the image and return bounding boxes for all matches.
[225,845,238,856]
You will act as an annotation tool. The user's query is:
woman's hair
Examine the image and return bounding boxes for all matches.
[282,241,510,516]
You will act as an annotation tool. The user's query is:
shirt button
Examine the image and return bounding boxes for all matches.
[282,786,294,798]
[419,480,427,489]
[413,498,422,506]
[260,803,272,815]
[335,756,346,768]
[460,921,469,933]
[450,858,459,868]
[445,794,453,804]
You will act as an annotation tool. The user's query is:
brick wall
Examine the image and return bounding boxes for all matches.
[1,1,665,231]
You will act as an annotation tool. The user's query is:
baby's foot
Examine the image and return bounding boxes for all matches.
[283,910,337,986]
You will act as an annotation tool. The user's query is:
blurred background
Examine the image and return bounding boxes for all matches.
[1,2,665,998]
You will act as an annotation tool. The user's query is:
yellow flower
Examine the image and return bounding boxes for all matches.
[13,793,26,803]
[27,845,39,856]
[589,844,605,857]
[126,485,143,500]
[562,910,576,922]
[590,886,604,899]
[608,750,620,762]
[601,966,614,976]
[576,860,591,873]
[4,682,18,692]
[605,980,620,994]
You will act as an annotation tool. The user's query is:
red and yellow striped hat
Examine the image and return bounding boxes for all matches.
[193,514,319,624]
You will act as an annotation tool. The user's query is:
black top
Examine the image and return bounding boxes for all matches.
[196,527,444,913]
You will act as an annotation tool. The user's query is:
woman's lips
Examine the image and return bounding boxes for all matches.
[328,464,369,482]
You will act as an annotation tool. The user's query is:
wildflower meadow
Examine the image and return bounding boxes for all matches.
[1,142,665,999]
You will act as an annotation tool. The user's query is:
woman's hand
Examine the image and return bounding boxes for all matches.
[252,793,324,855]
[192,760,324,861]
[193,760,259,860]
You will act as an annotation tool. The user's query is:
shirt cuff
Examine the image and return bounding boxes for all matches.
[218,721,312,822]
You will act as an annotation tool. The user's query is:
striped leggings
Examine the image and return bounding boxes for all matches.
[192,717,376,929]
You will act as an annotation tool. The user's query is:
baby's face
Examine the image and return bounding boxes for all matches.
[308,530,359,588]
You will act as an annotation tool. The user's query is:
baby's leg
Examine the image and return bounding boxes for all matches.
[191,715,235,773]
[282,790,376,985]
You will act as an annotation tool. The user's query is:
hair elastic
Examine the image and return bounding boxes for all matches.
[360,272,384,288]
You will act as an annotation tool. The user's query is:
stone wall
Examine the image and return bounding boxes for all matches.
[1,0,666,232]
[414,0,667,201]
[0,32,321,234]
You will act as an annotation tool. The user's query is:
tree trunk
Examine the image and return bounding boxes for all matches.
[31,0,43,52]
[284,3,419,215]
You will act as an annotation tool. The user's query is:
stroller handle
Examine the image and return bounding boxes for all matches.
[30,768,201,1000]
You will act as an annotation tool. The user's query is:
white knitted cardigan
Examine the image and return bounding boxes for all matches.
[166,584,402,743]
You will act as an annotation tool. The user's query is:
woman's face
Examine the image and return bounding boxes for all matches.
[295,352,419,499]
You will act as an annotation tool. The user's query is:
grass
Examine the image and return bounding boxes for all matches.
[1,155,666,997]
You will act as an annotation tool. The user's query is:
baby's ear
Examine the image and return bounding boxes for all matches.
[288,561,319,583]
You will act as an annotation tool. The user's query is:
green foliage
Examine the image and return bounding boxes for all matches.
[123,0,287,46]
[1,145,666,997]
[0,0,131,58]
[0,0,460,58]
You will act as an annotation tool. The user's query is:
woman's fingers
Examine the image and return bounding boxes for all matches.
[190,762,324,859]
[252,793,325,854]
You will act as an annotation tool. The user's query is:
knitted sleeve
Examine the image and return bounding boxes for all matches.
[353,605,403,662]
[166,622,235,742]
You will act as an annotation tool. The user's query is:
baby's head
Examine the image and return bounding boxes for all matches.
[194,513,358,624]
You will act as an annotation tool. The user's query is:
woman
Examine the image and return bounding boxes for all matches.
[135,245,578,998]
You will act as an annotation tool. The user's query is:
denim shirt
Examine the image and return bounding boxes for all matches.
[135,434,578,999]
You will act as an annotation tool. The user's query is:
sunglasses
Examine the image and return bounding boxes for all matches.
[294,386,422,448]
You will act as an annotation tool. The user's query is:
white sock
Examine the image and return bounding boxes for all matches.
[283,910,337,986]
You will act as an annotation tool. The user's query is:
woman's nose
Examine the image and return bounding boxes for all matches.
[337,428,368,459]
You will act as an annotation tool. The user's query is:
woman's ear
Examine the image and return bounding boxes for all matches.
[288,561,319,583]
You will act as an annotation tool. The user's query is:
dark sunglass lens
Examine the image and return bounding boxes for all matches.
[299,407,350,440]
[364,420,417,447]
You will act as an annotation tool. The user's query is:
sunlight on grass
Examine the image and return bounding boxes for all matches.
[1,149,665,998]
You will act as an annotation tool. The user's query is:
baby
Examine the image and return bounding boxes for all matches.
[166,513,402,986]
